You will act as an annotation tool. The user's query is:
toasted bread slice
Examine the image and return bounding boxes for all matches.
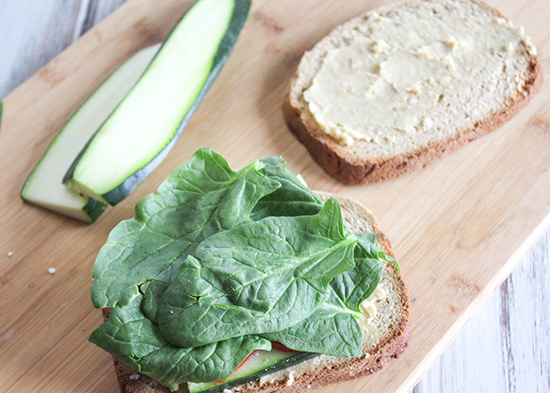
[285,0,542,184]
[104,193,410,393]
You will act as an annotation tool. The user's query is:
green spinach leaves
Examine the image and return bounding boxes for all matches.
[89,148,393,388]
[90,286,271,385]
[157,199,356,347]
[91,149,280,309]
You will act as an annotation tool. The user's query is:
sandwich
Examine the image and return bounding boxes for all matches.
[89,148,410,393]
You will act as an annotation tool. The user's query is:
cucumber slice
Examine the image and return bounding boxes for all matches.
[64,0,251,206]
[20,44,161,223]
[188,351,317,393]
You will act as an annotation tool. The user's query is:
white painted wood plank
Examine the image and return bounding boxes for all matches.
[501,231,550,392]
[79,0,129,36]
[0,0,128,97]
[0,0,84,97]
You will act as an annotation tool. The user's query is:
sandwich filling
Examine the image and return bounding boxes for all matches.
[89,148,399,390]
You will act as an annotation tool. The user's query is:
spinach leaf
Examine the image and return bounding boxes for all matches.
[91,148,280,309]
[157,198,357,347]
[260,234,389,357]
[139,156,326,324]
[328,234,384,313]
[250,157,324,220]
[260,296,363,357]
[89,286,271,389]
[259,236,386,357]
[356,233,400,273]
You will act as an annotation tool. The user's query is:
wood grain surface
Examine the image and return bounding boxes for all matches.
[0,1,549,392]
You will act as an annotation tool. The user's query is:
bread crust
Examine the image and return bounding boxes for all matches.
[284,1,543,185]
[102,194,410,393]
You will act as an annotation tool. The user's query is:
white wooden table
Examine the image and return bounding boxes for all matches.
[0,1,548,392]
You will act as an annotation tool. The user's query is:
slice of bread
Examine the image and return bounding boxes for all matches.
[104,193,410,393]
[284,0,542,184]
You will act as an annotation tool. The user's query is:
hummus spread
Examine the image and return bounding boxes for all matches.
[303,10,536,146]
[360,285,387,327]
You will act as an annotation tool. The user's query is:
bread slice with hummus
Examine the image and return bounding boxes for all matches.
[285,0,542,184]
[104,192,410,393]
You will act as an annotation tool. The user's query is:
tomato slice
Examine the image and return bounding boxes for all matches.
[271,341,298,352]
[215,351,255,383]
[213,342,298,384]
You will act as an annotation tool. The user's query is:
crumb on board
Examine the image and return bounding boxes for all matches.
[6,251,13,257]
[48,267,56,275]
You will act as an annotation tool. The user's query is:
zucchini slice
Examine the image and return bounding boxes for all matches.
[187,352,317,393]
[20,44,161,223]
[63,0,251,206]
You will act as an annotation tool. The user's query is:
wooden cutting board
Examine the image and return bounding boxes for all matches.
[1,0,549,392]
